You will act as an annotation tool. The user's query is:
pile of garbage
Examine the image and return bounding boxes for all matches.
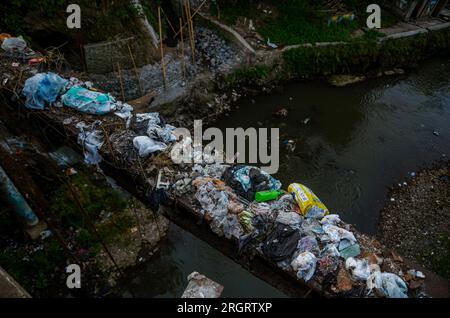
[20,72,179,165]
[0,34,41,62]
[172,163,424,298]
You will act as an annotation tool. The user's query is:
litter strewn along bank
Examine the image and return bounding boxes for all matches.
[1,33,448,298]
[379,161,450,280]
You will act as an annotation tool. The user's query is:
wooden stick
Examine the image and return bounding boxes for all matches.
[127,44,143,95]
[116,62,126,101]
[179,17,186,79]
[161,7,177,35]
[158,6,167,89]
[184,0,195,62]
[174,0,207,37]
[187,0,196,61]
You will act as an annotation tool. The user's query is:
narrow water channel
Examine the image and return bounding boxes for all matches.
[120,59,449,298]
[217,58,450,235]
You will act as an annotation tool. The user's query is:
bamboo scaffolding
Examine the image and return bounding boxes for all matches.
[174,0,207,38]
[184,0,195,62]
[179,17,186,79]
[116,62,126,101]
[127,44,143,96]
[158,6,167,89]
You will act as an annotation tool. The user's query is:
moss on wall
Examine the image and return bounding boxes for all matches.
[282,28,450,78]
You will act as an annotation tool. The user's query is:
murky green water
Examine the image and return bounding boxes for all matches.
[120,223,286,298]
[218,58,450,234]
[123,58,449,297]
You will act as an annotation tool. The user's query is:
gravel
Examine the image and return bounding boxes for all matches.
[378,160,450,277]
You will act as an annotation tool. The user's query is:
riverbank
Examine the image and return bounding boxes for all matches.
[2,48,448,299]
[379,160,450,280]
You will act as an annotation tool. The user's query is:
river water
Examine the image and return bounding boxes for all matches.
[121,58,450,297]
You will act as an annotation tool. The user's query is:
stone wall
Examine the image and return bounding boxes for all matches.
[84,36,158,74]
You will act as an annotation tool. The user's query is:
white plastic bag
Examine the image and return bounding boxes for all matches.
[291,252,317,282]
[367,272,408,298]
[345,257,371,281]
[133,136,167,157]
[323,224,357,244]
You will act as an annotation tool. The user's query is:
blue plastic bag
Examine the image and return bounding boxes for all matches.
[22,73,68,110]
[61,86,115,115]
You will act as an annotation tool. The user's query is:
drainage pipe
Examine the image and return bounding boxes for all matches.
[0,164,39,226]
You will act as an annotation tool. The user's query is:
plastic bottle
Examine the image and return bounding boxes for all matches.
[255,190,284,202]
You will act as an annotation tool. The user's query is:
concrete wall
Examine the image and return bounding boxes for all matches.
[0,266,30,298]
[84,36,157,74]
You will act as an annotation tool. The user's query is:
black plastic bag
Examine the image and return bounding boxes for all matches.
[262,223,300,262]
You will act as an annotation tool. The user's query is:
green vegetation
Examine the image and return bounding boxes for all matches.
[211,0,395,45]
[0,0,152,43]
[0,168,135,296]
[223,65,272,86]
[283,28,450,78]
[50,170,133,249]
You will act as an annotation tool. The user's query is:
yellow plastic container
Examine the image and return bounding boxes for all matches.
[288,183,329,217]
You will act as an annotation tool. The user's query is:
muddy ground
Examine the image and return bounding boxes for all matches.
[379,160,450,279]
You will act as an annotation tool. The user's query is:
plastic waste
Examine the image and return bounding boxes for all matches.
[0,33,12,43]
[345,257,371,281]
[76,121,104,165]
[367,272,408,298]
[135,112,176,143]
[255,190,284,202]
[262,223,301,262]
[224,165,282,201]
[339,243,361,259]
[291,252,317,282]
[320,214,341,226]
[297,236,320,255]
[276,211,303,229]
[321,243,341,257]
[322,224,357,245]
[238,211,254,233]
[302,218,325,236]
[22,73,68,110]
[1,36,27,52]
[222,214,243,240]
[288,183,329,218]
[133,136,167,157]
[62,86,116,115]
[48,146,82,167]
[267,38,278,49]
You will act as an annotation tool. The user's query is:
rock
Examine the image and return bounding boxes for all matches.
[336,267,354,292]
[328,74,366,87]
[181,272,224,298]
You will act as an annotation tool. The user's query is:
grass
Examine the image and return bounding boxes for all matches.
[211,0,402,45]
[0,167,135,296]
[223,65,272,86]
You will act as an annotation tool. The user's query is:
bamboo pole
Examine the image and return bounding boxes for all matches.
[127,44,143,96]
[184,0,195,62]
[187,0,196,61]
[179,17,186,79]
[116,62,126,101]
[161,7,177,35]
[158,6,167,89]
[174,0,207,37]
